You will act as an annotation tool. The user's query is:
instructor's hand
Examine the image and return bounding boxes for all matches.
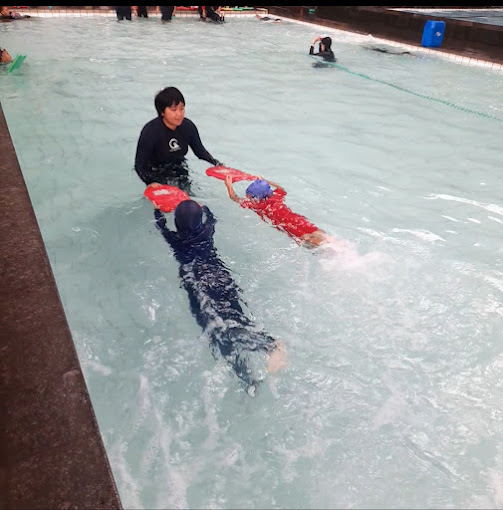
[148,182,162,189]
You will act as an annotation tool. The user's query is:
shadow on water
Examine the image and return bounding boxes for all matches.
[311,61,336,69]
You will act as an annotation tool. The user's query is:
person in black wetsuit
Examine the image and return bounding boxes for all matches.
[204,6,224,23]
[154,200,287,395]
[309,36,337,63]
[115,6,132,21]
[135,86,223,194]
[366,45,412,56]
[156,5,175,23]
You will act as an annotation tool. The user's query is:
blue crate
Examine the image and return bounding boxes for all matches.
[422,20,446,48]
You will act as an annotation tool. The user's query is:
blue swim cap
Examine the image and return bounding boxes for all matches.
[245,179,273,200]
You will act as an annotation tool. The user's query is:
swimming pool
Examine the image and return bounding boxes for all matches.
[2,13,503,509]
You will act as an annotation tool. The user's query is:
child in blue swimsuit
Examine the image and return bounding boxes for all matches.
[154,199,287,395]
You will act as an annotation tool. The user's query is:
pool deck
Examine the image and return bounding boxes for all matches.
[0,104,122,509]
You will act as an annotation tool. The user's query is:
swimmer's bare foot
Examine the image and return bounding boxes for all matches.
[301,230,327,248]
[267,341,288,373]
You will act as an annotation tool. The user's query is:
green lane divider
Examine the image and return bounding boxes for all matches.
[309,55,502,123]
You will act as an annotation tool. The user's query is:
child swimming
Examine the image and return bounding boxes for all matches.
[224,175,335,249]
[154,199,287,395]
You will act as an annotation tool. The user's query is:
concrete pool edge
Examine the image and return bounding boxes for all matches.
[0,104,122,509]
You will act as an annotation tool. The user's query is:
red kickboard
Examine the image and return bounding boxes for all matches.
[143,185,190,213]
[206,165,256,183]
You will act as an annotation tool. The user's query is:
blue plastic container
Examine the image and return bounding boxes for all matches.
[421,20,445,48]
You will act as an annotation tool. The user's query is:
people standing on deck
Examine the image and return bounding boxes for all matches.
[135,86,224,194]
[133,5,148,18]
[154,199,287,394]
[204,6,224,23]
[156,5,176,23]
[115,6,132,21]
[309,36,337,62]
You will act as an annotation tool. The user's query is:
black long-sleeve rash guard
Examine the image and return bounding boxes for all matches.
[135,116,220,185]
[309,45,336,63]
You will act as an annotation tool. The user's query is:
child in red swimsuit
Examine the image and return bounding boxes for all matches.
[224,175,329,248]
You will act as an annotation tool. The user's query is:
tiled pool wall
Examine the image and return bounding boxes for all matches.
[267,6,503,71]
[1,6,501,509]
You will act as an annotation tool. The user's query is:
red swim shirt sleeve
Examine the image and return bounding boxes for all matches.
[240,199,253,209]
[273,188,287,199]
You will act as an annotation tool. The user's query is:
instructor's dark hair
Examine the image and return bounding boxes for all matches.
[155,87,185,116]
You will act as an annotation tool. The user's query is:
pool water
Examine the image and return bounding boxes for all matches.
[2,15,503,509]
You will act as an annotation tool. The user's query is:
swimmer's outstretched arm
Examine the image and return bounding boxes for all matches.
[154,208,168,230]
[201,205,217,227]
[256,176,286,193]
[309,37,321,55]
[224,175,244,204]
[154,209,177,245]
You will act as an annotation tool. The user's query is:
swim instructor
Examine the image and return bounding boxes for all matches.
[134,86,224,193]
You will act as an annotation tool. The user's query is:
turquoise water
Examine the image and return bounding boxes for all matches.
[2,15,503,509]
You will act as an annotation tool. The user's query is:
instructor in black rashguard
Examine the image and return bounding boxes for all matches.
[134,87,223,194]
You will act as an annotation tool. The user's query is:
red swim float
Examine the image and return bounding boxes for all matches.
[143,185,190,213]
[206,165,256,183]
